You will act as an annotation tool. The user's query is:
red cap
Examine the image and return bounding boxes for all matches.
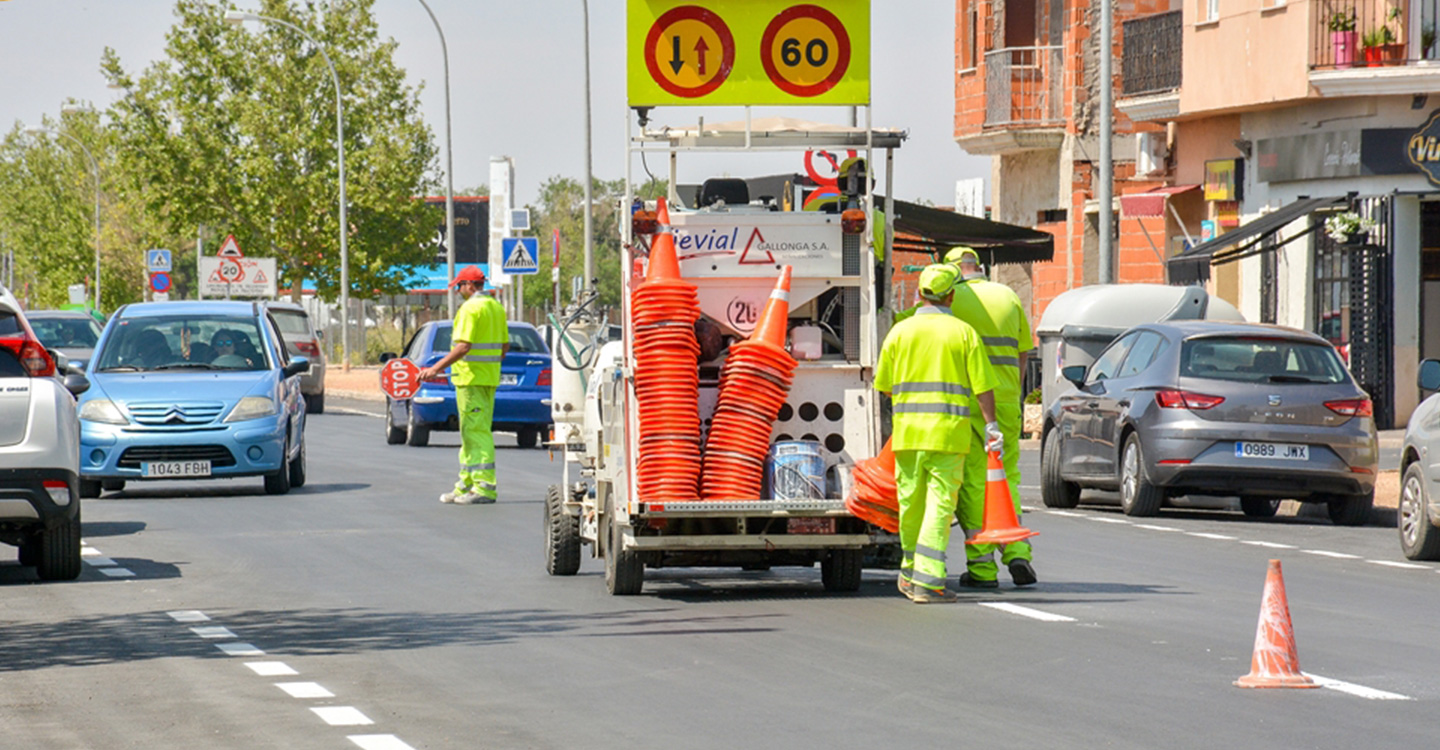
[448,266,486,288]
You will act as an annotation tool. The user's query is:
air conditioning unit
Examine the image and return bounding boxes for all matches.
[1136,132,1168,176]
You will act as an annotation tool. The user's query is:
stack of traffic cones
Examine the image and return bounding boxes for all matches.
[1235,559,1318,689]
[633,199,703,502]
[700,267,797,500]
[844,438,899,532]
[967,450,1038,546]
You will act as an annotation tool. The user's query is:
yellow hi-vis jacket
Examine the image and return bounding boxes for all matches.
[875,306,997,453]
[451,293,509,387]
[951,274,1034,401]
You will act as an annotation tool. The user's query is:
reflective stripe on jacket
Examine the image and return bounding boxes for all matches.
[951,275,1034,400]
[875,306,997,453]
[451,294,508,387]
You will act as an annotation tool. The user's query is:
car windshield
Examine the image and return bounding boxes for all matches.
[94,315,269,372]
[29,316,103,349]
[1179,336,1349,384]
[270,309,314,338]
[432,325,547,355]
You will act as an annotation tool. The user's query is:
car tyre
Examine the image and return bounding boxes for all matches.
[1323,490,1372,527]
[405,406,430,448]
[18,537,38,567]
[1041,430,1081,509]
[821,548,864,592]
[604,502,644,596]
[1119,433,1164,517]
[264,436,293,495]
[1240,496,1281,518]
[384,401,406,445]
[545,485,581,576]
[79,479,101,499]
[306,392,325,415]
[518,427,540,450]
[36,515,81,581]
[288,438,307,489]
[1399,463,1440,560]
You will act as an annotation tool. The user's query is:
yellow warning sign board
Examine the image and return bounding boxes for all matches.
[628,0,870,107]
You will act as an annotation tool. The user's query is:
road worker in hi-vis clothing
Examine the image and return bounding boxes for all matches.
[944,246,1038,588]
[875,264,1001,603]
[419,266,509,505]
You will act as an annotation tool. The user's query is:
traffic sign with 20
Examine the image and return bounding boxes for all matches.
[380,358,423,400]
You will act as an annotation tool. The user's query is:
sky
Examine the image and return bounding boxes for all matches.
[0,1,990,209]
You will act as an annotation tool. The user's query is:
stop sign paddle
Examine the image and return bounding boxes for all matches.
[380,358,422,400]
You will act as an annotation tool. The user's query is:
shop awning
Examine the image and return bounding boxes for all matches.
[1119,184,1200,218]
[1165,195,1346,285]
[887,198,1054,265]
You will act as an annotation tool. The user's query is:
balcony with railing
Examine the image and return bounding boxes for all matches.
[955,44,1066,155]
[1118,11,1183,122]
[1311,0,1440,94]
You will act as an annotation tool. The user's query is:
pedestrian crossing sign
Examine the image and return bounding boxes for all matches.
[500,237,539,275]
[146,249,171,272]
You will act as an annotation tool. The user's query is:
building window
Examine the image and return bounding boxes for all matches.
[963,1,980,69]
[1202,0,1219,22]
[1038,208,1067,223]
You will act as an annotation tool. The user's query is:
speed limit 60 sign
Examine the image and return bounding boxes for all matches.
[380,358,423,400]
[628,0,870,106]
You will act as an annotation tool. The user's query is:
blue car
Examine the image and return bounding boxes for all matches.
[77,301,309,496]
[382,321,552,449]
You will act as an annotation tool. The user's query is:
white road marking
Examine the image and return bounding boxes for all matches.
[1241,540,1297,549]
[216,642,265,657]
[312,707,374,726]
[100,568,135,577]
[1134,524,1181,532]
[81,547,102,557]
[246,661,298,676]
[1187,532,1236,540]
[168,610,210,622]
[1046,510,1085,517]
[349,735,417,750]
[328,406,385,419]
[978,602,1077,622]
[84,556,117,567]
[190,626,237,639]
[1089,517,1131,524]
[1303,673,1412,700]
[1367,559,1430,569]
[1303,549,1361,559]
[276,682,334,699]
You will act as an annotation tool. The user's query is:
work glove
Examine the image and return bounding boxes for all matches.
[985,421,1004,456]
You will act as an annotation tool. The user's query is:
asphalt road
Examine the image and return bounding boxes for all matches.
[4,397,1438,749]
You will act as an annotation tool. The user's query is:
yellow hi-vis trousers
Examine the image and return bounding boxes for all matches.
[896,449,964,593]
[455,385,498,500]
[958,401,1031,581]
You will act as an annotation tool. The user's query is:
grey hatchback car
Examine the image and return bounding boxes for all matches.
[1041,321,1378,525]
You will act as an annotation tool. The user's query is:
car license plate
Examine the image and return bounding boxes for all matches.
[143,460,212,478]
[787,517,836,534]
[1235,442,1309,460]
[499,373,519,386]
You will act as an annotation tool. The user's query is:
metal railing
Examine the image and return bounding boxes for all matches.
[1312,0,1439,69]
[984,46,1065,127]
[1123,11,1183,95]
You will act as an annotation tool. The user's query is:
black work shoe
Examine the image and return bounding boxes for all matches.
[1008,559,1038,587]
[958,572,999,589]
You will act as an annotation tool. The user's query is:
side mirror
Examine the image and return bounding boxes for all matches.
[283,356,310,378]
[379,352,397,363]
[1061,364,1088,387]
[48,349,70,373]
[1421,359,1440,392]
[315,329,325,339]
[64,373,90,397]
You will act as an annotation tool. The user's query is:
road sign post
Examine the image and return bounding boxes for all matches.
[380,358,422,400]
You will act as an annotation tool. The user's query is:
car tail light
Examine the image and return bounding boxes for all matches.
[42,479,70,505]
[295,339,321,358]
[841,208,867,234]
[0,336,55,377]
[1155,389,1224,410]
[1325,398,1373,417]
[537,368,552,387]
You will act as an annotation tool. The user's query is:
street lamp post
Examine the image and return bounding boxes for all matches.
[414,0,457,319]
[225,9,351,370]
[25,126,101,312]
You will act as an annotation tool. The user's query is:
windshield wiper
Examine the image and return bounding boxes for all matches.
[97,366,142,372]
[153,363,220,370]
[1267,374,1322,383]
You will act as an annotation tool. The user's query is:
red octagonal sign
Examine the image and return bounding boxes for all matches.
[380,358,422,400]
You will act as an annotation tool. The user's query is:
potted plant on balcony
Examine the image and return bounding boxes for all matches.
[1329,7,1359,68]
[1324,211,1377,245]
[1362,7,1406,66]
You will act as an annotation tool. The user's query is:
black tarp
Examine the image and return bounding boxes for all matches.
[886,199,1054,265]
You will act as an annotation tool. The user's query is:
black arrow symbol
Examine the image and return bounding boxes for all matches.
[670,36,684,74]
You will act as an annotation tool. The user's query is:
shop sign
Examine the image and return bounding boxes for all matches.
[1201,220,1216,242]
[1204,159,1244,201]
[1214,200,1240,228]
[1407,109,1440,187]
[1255,129,1412,183]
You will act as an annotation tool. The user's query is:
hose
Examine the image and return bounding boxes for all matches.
[551,288,601,372]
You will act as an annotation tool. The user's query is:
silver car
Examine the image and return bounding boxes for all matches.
[1041,321,1378,524]
[1398,359,1440,558]
[262,301,326,413]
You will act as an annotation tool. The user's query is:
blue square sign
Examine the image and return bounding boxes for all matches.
[146,248,172,272]
[500,237,539,275]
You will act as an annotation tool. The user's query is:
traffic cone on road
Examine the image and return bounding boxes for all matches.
[1235,559,1319,688]
[967,451,1038,546]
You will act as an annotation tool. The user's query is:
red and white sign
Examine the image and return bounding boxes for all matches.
[199,257,277,297]
[217,234,244,258]
[380,358,422,400]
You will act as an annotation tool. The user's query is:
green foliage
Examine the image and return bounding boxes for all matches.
[1328,8,1356,32]
[102,0,439,303]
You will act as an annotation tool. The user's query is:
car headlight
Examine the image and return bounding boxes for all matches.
[79,399,128,425]
[224,396,278,422]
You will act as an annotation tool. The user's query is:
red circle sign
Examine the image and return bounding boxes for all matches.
[760,5,851,98]
[644,6,735,99]
[380,358,422,400]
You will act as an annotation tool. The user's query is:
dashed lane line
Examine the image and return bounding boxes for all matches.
[978,601,1078,622]
[1046,510,1085,517]
[1302,549,1362,560]
[1187,532,1236,540]
[1368,559,1430,569]
[1240,540,1297,549]
[168,610,211,622]
[328,405,385,419]
[246,662,298,676]
[349,736,418,750]
[99,567,135,577]
[1304,673,1412,700]
[1134,524,1182,532]
[215,642,265,657]
[190,626,237,639]
[84,556,117,567]
[1088,517,1131,524]
[312,707,375,726]
[276,682,335,699]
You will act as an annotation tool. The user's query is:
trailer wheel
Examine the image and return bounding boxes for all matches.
[545,484,581,576]
[604,509,644,595]
[821,548,863,592]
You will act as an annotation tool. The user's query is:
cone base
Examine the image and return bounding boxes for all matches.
[967,528,1039,545]
[1234,673,1320,689]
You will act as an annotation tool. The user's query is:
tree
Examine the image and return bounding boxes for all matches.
[102,0,439,304]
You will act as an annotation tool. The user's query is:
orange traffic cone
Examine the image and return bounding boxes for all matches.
[967,450,1038,546]
[645,199,683,283]
[1235,559,1319,688]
